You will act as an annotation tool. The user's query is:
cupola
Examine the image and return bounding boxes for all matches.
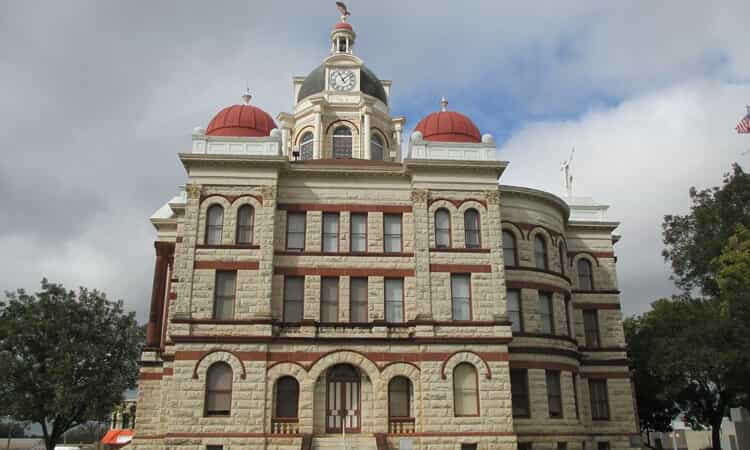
[414,97,482,143]
[206,89,277,137]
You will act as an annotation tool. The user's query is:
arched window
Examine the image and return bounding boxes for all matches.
[559,242,566,275]
[388,377,411,418]
[299,131,314,160]
[332,126,352,159]
[435,208,451,248]
[503,230,517,266]
[464,209,480,248]
[371,133,385,160]
[205,362,232,416]
[577,259,594,290]
[534,235,548,270]
[236,205,254,244]
[206,205,224,245]
[275,376,299,418]
[453,363,479,416]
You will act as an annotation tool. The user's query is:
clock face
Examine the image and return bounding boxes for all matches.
[329,69,356,91]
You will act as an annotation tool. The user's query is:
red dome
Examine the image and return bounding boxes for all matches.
[206,104,277,137]
[414,111,481,143]
[334,21,353,31]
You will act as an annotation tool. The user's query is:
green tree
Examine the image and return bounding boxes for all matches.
[662,164,750,297]
[626,297,748,450]
[717,225,750,321]
[0,280,142,450]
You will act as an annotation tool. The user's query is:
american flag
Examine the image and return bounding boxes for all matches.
[737,106,750,134]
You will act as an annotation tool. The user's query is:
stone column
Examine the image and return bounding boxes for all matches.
[411,189,433,321]
[281,127,290,158]
[145,241,175,348]
[484,188,507,321]
[313,112,322,159]
[255,184,278,320]
[363,111,371,159]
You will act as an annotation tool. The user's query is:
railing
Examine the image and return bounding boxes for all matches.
[388,417,416,434]
[271,417,299,435]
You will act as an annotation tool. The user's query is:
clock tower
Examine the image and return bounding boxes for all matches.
[276,15,405,162]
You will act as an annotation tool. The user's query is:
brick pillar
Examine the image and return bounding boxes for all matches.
[145,241,175,348]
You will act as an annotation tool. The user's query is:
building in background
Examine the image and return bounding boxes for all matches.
[131,11,638,450]
[722,408,750,450]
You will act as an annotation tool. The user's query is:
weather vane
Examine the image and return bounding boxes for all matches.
[336,2,351,22]
[560,147,575,198]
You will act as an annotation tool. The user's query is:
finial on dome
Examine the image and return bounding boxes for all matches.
[241,87,252,105]
[440,96,448,112]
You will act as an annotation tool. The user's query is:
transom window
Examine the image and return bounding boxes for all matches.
[371,133,385,160]
[384,278,404,323]
[534,235,548,269]
[236,205,254,244]
[299,131,313,160]
[205,362,232,416]
[507,289,522,332]
[350,213,367,252]
[464,209,480,248]
[435,208,451,248]
[578,259,594,290]
[213,271,236,320]
[206,204,224,245]
[275,376,299,418]
[332,126,353,159]
[388,377,411,418]
[453,363,479,416]
[503,230,517,266]
[451,274,471,320]
[322,213,339,252]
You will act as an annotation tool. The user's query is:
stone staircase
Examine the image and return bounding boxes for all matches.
[312,435,379,450]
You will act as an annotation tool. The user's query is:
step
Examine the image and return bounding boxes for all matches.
[312,436,378,450]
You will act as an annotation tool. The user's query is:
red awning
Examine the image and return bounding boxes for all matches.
[101,429,134,446]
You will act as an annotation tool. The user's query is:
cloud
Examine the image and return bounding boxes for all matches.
[499,79,750,315]
[0,1,748,321]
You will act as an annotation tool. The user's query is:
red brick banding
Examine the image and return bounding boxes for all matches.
[274,267,414,277]
[278,203,412,213]
[194,260,259,270]
[200,193,263,206]
[572,302,621,310]
[430,264,492,273]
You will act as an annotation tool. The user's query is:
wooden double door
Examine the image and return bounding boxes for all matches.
[325,364,361,433]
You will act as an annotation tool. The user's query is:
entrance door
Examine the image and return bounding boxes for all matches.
[325,364,361,433]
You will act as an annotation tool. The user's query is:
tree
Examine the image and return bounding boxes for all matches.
[662,164,750,297]
[0,280,143,450]
[623,316,680,443]
[626,297,749,450]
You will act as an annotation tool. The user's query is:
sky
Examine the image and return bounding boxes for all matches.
[1,0,749,320]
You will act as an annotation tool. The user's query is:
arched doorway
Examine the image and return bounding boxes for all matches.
[326,364,361,433]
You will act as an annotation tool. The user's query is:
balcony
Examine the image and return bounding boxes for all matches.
[388,417,415,434]
[271,417,299,435]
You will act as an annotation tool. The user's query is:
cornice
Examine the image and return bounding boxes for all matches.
[179,154,288,170]
[499,184,571,221]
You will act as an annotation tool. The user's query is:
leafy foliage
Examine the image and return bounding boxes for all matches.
[0,280,143,450]
[662,164,750,296]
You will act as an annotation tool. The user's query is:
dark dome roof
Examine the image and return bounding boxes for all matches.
[297,64,388,105]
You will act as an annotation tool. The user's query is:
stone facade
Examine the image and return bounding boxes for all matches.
[133,16,638,450]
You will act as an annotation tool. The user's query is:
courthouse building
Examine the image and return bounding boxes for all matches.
[133,14,639,450]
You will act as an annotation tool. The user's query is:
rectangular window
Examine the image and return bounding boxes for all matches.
[320,277,339,322]
[213,271,236,319]
[350,213,367,252]
[206,446,223,450]
[283,277,304,322]
[507,289,523,332]
[322,213,339,253]
[573,373,580,419]
[546,370,563,418]
[597,443,610,450]
[558,443,568,450]
[349,278,367,322]
[350,277,368,322]
[384,278,404,323]
[451,274,471,320]
[538,292,554,334]
[383,214,402,253]
[583,309,601,348]
[510,368,530,418]
[589,379,610,420]
[461,445,478,450]
[286,212,306,251]
[518,443,532,450]
[565,299,572,337]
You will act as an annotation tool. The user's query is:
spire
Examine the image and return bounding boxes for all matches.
[440,96,448,112]
[242,87,252,105]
